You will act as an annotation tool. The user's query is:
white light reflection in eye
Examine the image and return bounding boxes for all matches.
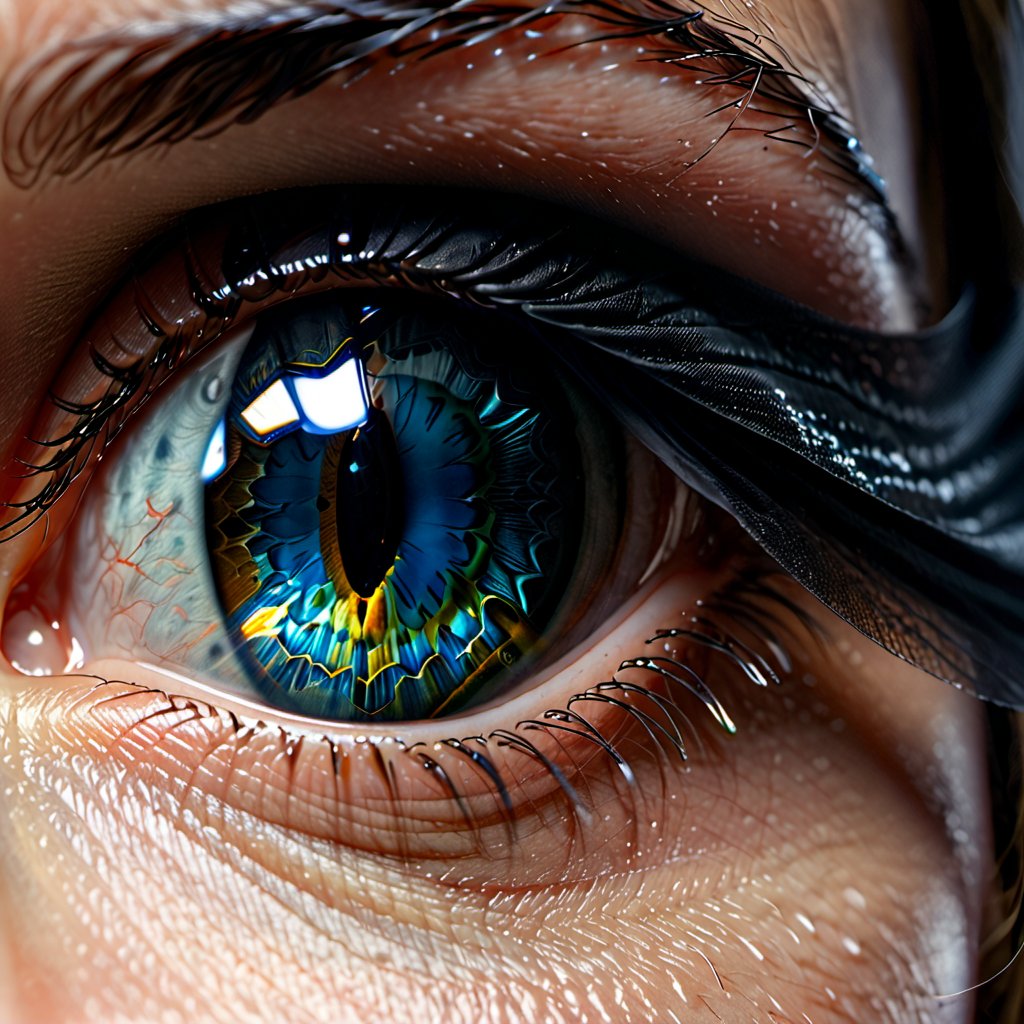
[241,378,300,436]
[290,357,369,434]
[201,417,228,483]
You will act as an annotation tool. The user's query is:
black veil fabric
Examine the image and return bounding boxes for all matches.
[224,187,1024,708]
[512,248,1024,708]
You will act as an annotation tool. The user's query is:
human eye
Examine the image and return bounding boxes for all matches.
[0,2,1020,1023]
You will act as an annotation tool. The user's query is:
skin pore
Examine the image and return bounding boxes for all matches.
[0,0,998,1021]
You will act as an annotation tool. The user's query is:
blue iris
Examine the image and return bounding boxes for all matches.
[204,299,578,721]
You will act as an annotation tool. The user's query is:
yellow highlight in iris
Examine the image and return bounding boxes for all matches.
[363,587,388,644]
[240,601,294,641]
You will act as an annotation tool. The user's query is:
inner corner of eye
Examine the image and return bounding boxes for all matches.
[1,292,688,724]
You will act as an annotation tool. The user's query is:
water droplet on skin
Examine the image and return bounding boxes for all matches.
[844,887,867,910]
[2,601,85,676]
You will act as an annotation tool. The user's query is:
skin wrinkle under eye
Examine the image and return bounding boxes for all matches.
[0,580,990,1022]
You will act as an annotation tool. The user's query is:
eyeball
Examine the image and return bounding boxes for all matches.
[9,289,679,724]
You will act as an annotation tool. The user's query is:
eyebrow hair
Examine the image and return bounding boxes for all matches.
[0,0,887,201]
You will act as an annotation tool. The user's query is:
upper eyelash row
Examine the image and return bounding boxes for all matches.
[0,187,696,540]
[1,0,885,202]
[0,182,964,542]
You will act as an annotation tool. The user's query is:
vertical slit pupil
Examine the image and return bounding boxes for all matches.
[335,409,405,597]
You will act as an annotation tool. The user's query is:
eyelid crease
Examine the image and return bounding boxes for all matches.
[0,0,887,207]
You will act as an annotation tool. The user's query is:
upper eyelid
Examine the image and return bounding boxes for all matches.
[0,180,938,544]
[0,0,886,205]
[0,185,784,543]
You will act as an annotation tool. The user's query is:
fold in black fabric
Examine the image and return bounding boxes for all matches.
[215,188,1024,707]
[557,298,1024,707]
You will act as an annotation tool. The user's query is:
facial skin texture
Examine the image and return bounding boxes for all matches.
[0,0,998,1022]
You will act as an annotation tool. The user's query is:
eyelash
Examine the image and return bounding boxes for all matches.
[0,185,702,539]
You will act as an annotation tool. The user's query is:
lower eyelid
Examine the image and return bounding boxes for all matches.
[17,552,811,889]
[3,642,986,1022]
[5,563,991,1024]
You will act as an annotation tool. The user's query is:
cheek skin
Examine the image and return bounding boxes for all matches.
[0,578,990,1024]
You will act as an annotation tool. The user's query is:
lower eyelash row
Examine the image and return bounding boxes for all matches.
[78,561,818,868]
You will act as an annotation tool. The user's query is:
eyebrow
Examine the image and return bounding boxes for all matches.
[0,0,887,201]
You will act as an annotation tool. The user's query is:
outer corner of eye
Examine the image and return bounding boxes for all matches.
[0,285,719,735]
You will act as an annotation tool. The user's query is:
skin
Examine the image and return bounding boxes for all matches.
[0,0,999,1021]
